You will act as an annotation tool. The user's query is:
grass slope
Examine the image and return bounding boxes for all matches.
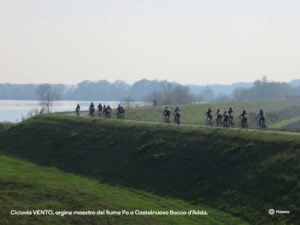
[0,155,250,225]
[1,114,299,225]
[270,115,300,130]
[125,98,300,128]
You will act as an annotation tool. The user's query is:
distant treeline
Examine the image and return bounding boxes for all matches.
[233,77,300,101]
[0,78,299,103]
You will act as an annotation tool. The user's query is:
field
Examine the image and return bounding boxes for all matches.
[1,114,299,224]
[123,97,300,129]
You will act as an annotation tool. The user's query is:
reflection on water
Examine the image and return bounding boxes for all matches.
[0,100,147,123]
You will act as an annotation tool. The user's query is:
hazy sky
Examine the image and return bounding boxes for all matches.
[1,0,300,85]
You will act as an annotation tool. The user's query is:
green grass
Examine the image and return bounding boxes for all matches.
[0,114,299,224]
[270,115,300,129]
[0,155,249,225]
[124,98,300,128]
[0,122,13,133]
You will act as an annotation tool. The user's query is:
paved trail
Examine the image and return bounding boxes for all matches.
[67,112,300,137]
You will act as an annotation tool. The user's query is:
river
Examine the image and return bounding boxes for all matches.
[0,100,146,123]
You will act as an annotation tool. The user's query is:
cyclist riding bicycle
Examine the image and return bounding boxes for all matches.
[205,108,213,126]
[257,109,266,128]
[239,110,248,128]
[116,104,125,119]
[97,103,103,116]
[216,109,222,127]
[89,102,95,116]
[174,106,181,124]
[104,105,112,118]
[163,106,171,123]
[75,104,80,116]
[228,107,234,125]
[223,110,229,127]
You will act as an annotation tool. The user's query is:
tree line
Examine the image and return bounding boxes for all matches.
[232,76,300,101]
[1,78,299,108]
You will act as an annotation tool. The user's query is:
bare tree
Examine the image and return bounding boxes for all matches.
[37,84,60,113]
[122,96,134,109]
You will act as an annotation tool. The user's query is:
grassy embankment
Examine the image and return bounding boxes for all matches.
[0,155,248,225]
[0,114,299,225]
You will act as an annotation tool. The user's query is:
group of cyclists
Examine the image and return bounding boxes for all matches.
[75,103,266,129]
[205,107,266,129]
[206,107,235,127]
[75,102,125,119]
[163,106,181,125]
[162,106,266,129]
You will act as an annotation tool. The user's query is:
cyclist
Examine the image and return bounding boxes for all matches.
[116,104,125,119]
[105,105,112,118]
[75,104,80,116]
[239,110,248,128]
[216,109,222,127]
[174,106,181,124]
[205,108,213,126]
[228,107,234,125]
[89,102,95,116]
[97,103,103,116]
[163,106,171,123]
[257,109,266,128]
[223,110,229,127]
